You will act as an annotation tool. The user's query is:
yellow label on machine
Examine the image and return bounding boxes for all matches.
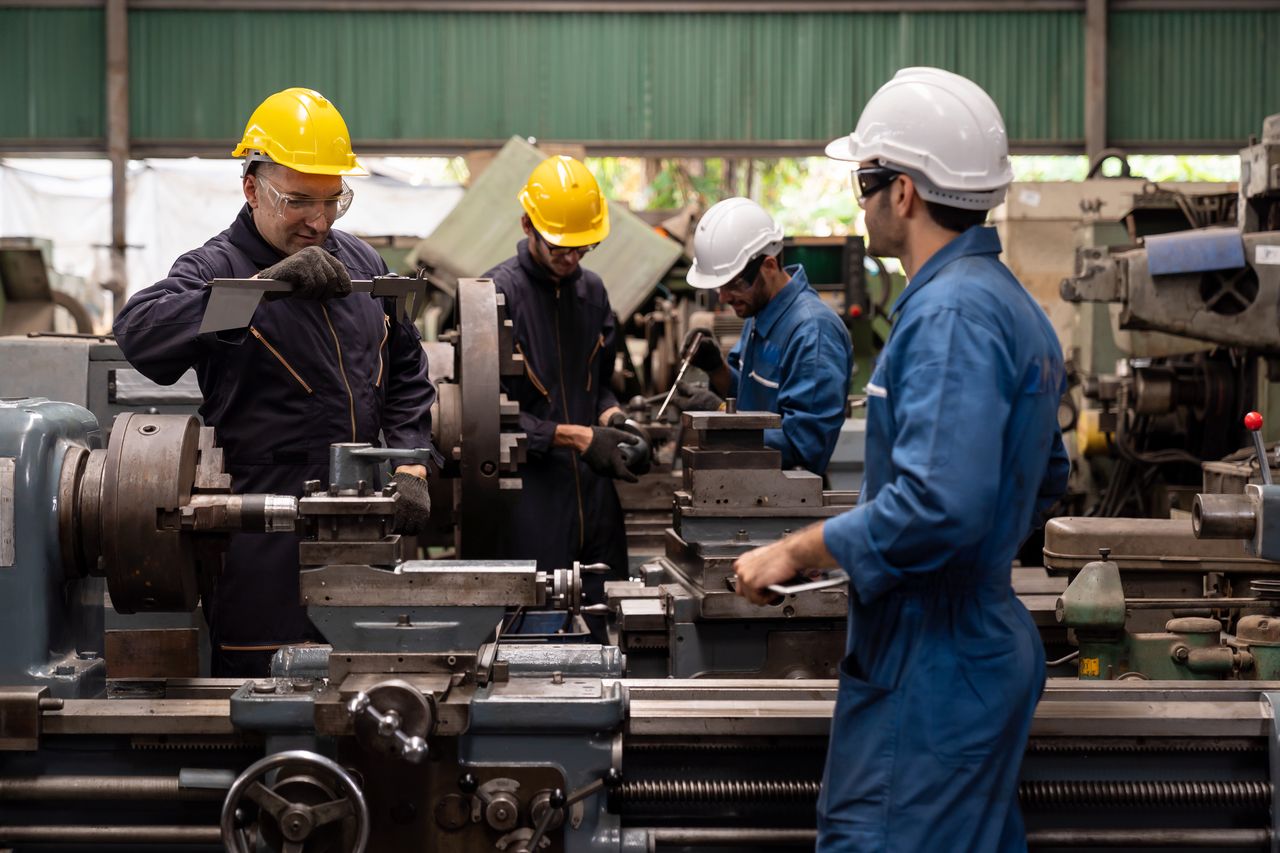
[1080,657,1100,677]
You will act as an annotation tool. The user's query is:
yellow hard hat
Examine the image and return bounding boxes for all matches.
[519,156,610,247]
[232,87,367,176]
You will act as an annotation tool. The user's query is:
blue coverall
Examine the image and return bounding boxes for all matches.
[114,204,438,676]
[818,226,1069,852]
[484,240,627,604]
[726,265,853,475]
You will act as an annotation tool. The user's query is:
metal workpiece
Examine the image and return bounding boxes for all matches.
[221,749,369,853]
[179,492,298,533]
[200,274,430,335]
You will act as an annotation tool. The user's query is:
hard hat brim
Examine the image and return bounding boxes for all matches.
[825,135,858,162]
[685,264,736,290]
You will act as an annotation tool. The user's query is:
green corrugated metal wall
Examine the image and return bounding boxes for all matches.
[1109,10,1280,145]
[128,10,1082,147]
[0,8,105,141]
[0,6,1275,152]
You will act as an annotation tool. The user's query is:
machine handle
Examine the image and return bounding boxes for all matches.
[1245,411,1273,486]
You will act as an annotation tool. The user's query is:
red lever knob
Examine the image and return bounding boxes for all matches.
[1245,411,1264,432]
[848,305,863,319]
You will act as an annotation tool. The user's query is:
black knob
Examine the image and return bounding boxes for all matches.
[458,773,478,794]
[605,768,622,788]
[549,788,566,809]
[1099,547,1111,561]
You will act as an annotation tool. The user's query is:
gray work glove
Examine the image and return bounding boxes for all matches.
[682,328,724,373]
[391,471,431,535]
[672,382,724,413]
[260,245,352,300]
[582,426,640,483]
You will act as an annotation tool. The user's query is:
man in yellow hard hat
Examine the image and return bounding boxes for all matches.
[113,88,439,677]
[484,156,646,627]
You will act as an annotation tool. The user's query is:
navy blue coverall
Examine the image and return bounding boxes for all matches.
[725,264,853,474]
[818,226,1069,852]
[114,204,437,676]
[484,240,627,603]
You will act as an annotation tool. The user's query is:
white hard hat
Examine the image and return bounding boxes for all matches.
[686,197,784,289]
[826,67,1013,211]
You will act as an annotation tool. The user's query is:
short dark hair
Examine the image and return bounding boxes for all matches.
[923,200,987,233]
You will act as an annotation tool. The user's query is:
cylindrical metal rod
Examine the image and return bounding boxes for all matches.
[0,826,221,844]
[0,776,223,801]
[650,828,817,846]
[1193,492,1257,539]
[1026,828,1269,848]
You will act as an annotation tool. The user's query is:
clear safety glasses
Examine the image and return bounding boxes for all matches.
[535,229,599,258]
[256,175,354,222]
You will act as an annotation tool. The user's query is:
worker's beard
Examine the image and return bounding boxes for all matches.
[864,193,907,261]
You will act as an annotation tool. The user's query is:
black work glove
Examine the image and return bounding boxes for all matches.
[671,382,724,413]
[260,245,353,301]
[582,426,640,483]
[682,328,724,374]
[607,412,653,477]
[390,471,431,535]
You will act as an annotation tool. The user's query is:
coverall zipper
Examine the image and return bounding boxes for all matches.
[250,326,313,394]
[585,333,604,392]
[374,314,390,388]
[554,284,586,551]
[321,305,358,441]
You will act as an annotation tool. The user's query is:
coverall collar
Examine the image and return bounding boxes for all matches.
[890,225,1003,317]
[229,203,341,268]
[753,264,810,339]
[515,238,585,290]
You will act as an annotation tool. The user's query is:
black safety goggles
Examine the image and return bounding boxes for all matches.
[854,166,902,205]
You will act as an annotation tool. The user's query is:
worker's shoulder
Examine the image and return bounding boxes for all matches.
[482,254,523,289]
[328,229,387,277]
[911,254,1037,332]
[778,288,848,343]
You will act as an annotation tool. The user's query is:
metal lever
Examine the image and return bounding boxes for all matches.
[724,569,850,597]
[656,330,704,419]
[1245,411,1272,486]
[522,769,622,852]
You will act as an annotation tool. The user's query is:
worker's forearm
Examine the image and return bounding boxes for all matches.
[786,522,840,570]
[708,364,734,397]
[554,423,593,452]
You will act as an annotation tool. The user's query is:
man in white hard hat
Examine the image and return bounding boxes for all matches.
[732,68,1069,852]
[673,197,853,475]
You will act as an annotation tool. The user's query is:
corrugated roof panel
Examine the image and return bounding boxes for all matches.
[0,8,105,142]
[1109,10,1280,147]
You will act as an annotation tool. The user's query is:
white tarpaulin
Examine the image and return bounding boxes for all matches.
[0,158,463,312]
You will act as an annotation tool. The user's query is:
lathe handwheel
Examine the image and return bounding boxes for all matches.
[220,750,370,853]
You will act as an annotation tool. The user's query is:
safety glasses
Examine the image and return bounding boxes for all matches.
[721,254,768,293]
[256,175,354,222]
[854,166,901,206]
[535,229,598,258]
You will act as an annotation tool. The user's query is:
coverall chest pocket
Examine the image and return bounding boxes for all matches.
[863,358,890,427]
[746,341,782,407]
